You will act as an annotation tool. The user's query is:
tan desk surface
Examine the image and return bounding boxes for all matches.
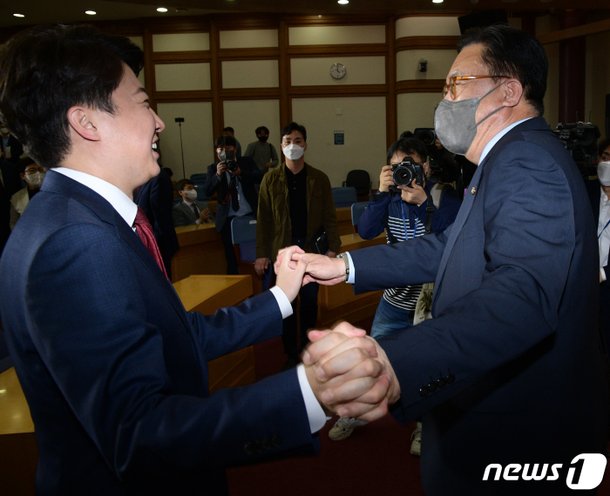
[174,222,217,247]
[0,367,34,435]
[339,232,385,251]
[174,274,252,314]
[0,275,254,437]
[336,206,354,236]
[172,223,226,281]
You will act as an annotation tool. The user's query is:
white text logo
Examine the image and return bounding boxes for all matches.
[482,453,607,490]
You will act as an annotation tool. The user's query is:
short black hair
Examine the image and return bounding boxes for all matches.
[281,122,307,142]
[387,137,428,164]
[0,24,144,168]
[215,135,237,148]
[16,156,37,174]
[175,178,193,191]
[255,126,269,135]
[458,24,547,116]
[598,138,610,157]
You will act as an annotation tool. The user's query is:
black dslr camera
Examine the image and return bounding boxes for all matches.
[226,159,238,172]
[392,157,425,189]
[224,150,238,172]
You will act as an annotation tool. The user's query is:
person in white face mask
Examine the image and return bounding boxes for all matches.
[172,178,209,227]
[9,158,46,228]
[588,138,610,353]
[255,121,341,366]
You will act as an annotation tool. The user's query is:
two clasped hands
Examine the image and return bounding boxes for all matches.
[274,245,401,424]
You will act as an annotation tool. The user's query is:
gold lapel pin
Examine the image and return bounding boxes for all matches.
[470,186,477,195]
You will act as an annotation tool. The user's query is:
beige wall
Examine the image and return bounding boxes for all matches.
[292,96,387,188]
[156,102,214,179]
[144,15,610,185]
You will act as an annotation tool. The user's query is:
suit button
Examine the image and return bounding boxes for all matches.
[419,385,431,397]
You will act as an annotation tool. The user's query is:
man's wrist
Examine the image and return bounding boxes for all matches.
[336,253,350,282]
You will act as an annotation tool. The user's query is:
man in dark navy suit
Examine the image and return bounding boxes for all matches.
[0,24,393,496]
[298,25,608,495]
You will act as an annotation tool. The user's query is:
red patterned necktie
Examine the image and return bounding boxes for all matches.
[133,207,168,278]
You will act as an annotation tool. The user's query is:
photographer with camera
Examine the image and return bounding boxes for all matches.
[328,136,460,447]
[205,135,262,274]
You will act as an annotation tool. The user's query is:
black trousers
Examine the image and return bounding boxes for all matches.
[283,282,319,362]
[219,217,239,275]
[269,245,319,362]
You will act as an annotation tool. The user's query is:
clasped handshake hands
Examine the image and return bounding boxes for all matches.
[275,246,400,423]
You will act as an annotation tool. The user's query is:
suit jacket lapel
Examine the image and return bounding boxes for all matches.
[43,171,190,324]
[432,159,486,309]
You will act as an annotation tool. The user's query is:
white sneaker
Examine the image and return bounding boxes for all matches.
[410,422,422,456]
[328,417,365,441]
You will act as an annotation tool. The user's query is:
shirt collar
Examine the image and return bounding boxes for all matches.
[479,117,532,163]
[54,167,137,226]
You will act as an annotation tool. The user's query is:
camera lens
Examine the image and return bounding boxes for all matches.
[393,166,414,186]
[392,158,424,187]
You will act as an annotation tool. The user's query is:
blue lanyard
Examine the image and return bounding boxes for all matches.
[599,218,610,239]
[400,201,410,240]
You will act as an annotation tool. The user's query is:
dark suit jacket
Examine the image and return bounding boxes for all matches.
[205,157,261,231]
[0,170,315,495]
[172,200,208,227]
[350,118,608,495]
[134,168,179,277]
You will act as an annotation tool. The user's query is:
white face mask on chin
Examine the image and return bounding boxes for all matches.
[597,161,610,186]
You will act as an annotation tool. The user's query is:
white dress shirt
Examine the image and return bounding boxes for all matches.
[598,187,610,282]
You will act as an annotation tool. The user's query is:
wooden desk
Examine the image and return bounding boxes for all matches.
[0,367,33,436]
[0,367,36,495]
[171,222,225,281]
[0,275,256,495]
[335,206,354,236]
[173,275,256,393]
[317,232,386,329]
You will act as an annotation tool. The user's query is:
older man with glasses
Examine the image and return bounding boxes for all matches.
[295,24,608,495]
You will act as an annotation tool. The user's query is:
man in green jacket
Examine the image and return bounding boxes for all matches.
[255,122,341,366]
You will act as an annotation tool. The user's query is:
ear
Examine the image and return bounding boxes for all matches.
[66,106,100,141]
[503,79,524,108]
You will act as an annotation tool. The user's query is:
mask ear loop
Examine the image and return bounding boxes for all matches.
[473,83,507,128]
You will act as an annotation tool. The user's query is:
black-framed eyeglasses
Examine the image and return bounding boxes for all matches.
[443,74,509,99]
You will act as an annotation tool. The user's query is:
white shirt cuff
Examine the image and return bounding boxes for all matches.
[345,251,356,284]
[269,285,294,319]
[296,364,329,433]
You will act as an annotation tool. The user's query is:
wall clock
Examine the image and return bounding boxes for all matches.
[330,62,347,80]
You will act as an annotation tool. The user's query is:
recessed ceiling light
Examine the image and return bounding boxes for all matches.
[432,0,444,3]
[85,10,97,16]
[12,13,25,18]
[338,0,349,5]
[157,7,169,13]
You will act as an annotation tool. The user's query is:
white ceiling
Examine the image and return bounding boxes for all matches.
[1,0,609,29]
